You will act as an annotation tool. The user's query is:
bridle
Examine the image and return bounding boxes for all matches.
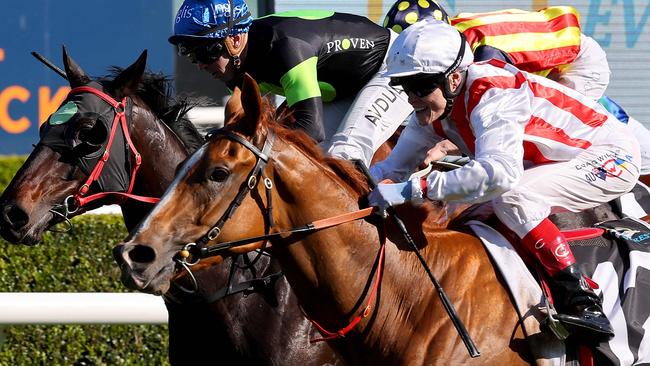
[173,127,385,341]
[177,128,276,265]
[50,86,160,226]
[176,128,378,263]
[171,127,278,295]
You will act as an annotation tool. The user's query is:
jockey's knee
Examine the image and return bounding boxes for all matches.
[328,139,373,167]
[492,195,551,238]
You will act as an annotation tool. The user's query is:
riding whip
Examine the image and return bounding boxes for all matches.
[31,51,68,80]
[354,160,481,358]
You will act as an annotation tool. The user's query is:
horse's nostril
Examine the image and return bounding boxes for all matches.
[3,204,29,230]
[128,244,157,264]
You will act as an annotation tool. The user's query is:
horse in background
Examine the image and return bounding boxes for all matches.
[115,74,535,365]
[0,49,341,365]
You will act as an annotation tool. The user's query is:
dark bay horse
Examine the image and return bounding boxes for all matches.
[115,74,533,365]
[0,50,340,365]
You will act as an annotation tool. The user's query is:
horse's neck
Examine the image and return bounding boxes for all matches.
[120,106,189,230]
[258,142,525,362]
[269,147,385,319]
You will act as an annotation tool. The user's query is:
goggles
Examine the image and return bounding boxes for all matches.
[392,74,445,98]
[178,41,225,64]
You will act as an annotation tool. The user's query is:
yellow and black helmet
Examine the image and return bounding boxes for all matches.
[383,0,450,33]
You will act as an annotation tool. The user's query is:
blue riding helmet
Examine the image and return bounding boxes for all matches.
[169,0,253,45]
[383,0,450,33]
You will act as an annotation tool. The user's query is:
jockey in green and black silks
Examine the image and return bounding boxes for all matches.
[169,0,414,167]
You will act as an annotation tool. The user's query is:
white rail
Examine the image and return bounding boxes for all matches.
[0,292,168,325]
[186,106,224,126]
[0,108,224,326]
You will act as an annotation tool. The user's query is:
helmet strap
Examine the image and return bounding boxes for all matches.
[438,31,467,120]
[439,70,466,120]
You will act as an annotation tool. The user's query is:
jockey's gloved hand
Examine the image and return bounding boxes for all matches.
[368,178,426,216]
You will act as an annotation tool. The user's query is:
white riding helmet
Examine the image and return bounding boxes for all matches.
[386,18,473,79]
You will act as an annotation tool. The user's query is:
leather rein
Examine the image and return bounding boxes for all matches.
[175,128,385,340]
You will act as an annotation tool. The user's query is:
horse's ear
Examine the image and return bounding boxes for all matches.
[224,87,243,126]
[62,45,90,87]
[113,50,147,95]
[239,73,263,136]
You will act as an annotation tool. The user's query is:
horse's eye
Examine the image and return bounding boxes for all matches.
[77,125,94,142]
[210,167,230,182]
[77,120,107,146]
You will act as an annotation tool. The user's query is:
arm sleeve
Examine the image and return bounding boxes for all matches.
[370,114,442,182]
[275,39,326,142]
[289,98,325,142]
[425,86,530,203]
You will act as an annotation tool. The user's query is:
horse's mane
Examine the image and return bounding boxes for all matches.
[100,67,205,153]
[247,97,370,196]
[271,118,461,231]
[275,126,371,196]
[228,94,459,232]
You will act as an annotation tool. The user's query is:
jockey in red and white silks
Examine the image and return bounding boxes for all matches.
[373,58,640,230]
[384,3,650,175]
[369,19,641,340]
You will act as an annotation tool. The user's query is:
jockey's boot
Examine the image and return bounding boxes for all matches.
[520,218,614,340]
[552,263,614,340]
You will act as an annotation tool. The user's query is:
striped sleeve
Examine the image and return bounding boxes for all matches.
[451,6,582,74]
[425,61,529,203]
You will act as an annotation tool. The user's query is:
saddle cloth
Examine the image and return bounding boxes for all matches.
[468,217,650,366]
[612,182,650,219]
[468,220,566,366]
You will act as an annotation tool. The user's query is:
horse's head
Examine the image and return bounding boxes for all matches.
[114,74,275,294]
[0,47,152,245]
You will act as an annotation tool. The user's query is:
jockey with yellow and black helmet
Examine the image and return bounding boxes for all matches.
[382,0,450,32]
[384,2,609,99]
[169,0,414,167]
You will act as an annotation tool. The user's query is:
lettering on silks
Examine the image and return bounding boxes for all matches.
[364,86,404,125]
[326,38,376,53]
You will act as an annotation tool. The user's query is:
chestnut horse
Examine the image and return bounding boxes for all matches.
[0,50,340,365]
[115,74,534,365]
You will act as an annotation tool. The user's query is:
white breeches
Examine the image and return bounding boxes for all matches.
[320,30,414,166]
[493,138,641,238]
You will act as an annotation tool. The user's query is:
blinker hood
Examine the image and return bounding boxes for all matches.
[39,82,133,195]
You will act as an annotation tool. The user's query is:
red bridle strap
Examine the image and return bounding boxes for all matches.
[185,204,384,341]
[68,86,159,207]
[307,232,386,342]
